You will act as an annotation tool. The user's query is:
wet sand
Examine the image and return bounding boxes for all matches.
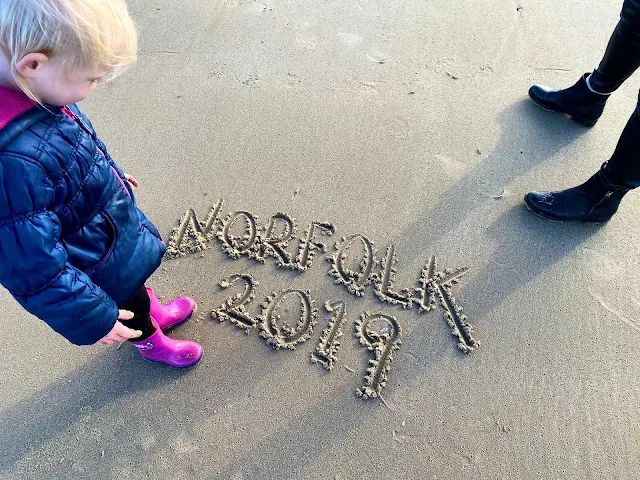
[2,0,640,478]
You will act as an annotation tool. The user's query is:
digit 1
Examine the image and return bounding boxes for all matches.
[311,301,347,371]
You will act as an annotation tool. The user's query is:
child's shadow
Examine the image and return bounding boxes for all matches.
[0,348,176,471]
[0,337,286,474]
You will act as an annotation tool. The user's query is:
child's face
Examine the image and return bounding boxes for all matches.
[27,56,110,106]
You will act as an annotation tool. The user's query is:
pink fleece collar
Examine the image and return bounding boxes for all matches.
[0,86,36,131]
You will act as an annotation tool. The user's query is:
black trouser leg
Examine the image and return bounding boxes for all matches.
[603,92,640,187]
[588,1,640,186]
[588,17,640,94]
[121,286,155,341]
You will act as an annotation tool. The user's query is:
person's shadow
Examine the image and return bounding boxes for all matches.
[392,97,602,342]
[399,98,592,247]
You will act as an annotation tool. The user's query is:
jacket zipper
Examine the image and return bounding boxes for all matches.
[62,106,131,197]
[109,165,131,197]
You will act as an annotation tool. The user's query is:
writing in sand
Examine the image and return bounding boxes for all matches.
[165,199,479,400]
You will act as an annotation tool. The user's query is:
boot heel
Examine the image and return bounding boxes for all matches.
[524,166,630,222]
[571,115,598,128]
[528,74,607,127]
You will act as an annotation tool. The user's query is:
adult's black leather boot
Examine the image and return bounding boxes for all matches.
[528,74,609,127]
[524,163,631,222]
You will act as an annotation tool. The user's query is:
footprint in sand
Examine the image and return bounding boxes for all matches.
[367,50,388,64]
[434,153,466,180]
[338,32,363,47]
[237,74,260,86]
[246,1,268,13]
[295,32,317,50]
[434,58,494,80]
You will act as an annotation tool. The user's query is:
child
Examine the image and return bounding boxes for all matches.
[0,0,203,367]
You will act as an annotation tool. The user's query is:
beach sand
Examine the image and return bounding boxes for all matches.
[1,0,640,478]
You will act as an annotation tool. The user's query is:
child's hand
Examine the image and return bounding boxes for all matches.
[124,173,139,189]
[96,309,142,344]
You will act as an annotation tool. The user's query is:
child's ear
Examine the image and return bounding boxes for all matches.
[15,53,50,79]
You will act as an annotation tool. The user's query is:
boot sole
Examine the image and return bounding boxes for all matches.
[523,196,562,222]
[523,196,610,223]
[141,352,204,369]
[528,95,598,127]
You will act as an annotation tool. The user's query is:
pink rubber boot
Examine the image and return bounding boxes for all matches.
[131,318,203,368]
[146,286,197,331]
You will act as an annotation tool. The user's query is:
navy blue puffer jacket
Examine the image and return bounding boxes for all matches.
[0,87,166,345]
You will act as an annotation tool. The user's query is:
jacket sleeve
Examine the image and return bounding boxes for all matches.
[0,209,119,346]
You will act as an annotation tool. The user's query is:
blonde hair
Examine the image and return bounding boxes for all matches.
[0,0,138,100]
